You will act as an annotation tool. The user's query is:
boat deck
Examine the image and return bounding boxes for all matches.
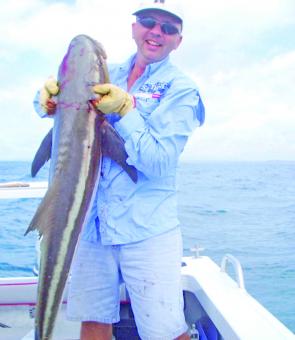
[1,305,80,340]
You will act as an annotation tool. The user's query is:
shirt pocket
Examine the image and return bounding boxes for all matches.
[135,95,160,118]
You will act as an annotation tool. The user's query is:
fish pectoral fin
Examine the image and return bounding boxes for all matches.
[101,121,138,183]
[31,129,53,177]
[24,181,57,237]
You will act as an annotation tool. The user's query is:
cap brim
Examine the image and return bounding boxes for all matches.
[133,8,182,23]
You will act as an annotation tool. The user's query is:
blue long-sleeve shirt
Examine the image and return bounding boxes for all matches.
[35,54,205,245]
[83,55,205,245]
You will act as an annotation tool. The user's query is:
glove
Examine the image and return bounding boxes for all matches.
[92,83,135,116]
[39,77,59,115]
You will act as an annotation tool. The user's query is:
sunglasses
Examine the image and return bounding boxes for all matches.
[137,17,181,35]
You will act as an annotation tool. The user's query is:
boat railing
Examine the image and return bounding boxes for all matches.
[0,181,48,199]
[220,253,246,290]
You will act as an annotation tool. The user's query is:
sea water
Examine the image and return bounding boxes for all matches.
[0,160,294,332]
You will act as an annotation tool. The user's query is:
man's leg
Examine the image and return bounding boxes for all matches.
[120,227,188,340]
[80,321,112,340]
[176,332,190,340]
[67,239,121,334]
[79,316,190,340]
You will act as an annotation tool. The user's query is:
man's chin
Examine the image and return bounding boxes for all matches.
[143,51,167,64]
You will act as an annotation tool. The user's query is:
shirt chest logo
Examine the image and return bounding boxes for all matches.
[136,82,171,100]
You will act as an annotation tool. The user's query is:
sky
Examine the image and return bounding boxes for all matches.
[0,0,294,162]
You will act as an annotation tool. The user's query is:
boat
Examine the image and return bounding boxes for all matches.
[0,182,294,339]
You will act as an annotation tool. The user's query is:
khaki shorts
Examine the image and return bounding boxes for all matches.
[67,227,188,340]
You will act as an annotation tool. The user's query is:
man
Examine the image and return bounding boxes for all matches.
[36,1,205,339]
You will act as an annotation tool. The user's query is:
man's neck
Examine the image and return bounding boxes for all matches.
[127,62,146,91]
[128,53,154,91]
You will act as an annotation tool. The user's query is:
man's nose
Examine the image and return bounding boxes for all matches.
[149,23,163,35]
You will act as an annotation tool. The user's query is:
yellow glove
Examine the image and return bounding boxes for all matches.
[92,83,134,116]
[39,77,59,115]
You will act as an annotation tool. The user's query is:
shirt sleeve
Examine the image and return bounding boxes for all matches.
[115,83,205,179]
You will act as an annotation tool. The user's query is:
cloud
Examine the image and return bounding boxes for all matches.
[175,0,295,76]
[0,0,136,61]
[181,48,295,161]
[0,0,294,161]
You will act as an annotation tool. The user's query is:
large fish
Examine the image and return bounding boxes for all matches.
[25,34,137,340]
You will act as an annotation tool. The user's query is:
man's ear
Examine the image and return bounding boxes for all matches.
[132,22,136,39]
[174,35,183,50]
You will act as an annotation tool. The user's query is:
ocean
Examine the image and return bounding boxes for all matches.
[0,160,294,332]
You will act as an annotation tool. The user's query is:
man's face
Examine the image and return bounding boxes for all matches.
[132,10,183,65]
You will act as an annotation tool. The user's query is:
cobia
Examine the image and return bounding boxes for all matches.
[26,34,137,340]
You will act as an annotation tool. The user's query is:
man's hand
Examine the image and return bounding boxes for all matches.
[92,84,134,116]
[40,77,59,115]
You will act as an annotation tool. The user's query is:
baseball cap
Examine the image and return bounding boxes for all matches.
[133,0,183,23]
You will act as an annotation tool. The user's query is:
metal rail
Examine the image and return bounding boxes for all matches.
[220,254,246,290]
[0,181,47,199]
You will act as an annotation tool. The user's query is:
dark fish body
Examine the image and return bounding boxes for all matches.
[26,34,136,340]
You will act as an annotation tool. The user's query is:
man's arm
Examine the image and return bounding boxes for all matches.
[115,84,205,178]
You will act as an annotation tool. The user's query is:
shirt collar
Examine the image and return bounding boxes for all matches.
[119,54,170,77]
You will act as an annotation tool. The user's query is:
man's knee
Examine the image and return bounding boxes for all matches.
[175,332,190,340]
[80,321,112,340]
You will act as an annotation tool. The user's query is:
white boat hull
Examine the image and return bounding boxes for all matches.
[0,183,294,339]
[0,256,294,340]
